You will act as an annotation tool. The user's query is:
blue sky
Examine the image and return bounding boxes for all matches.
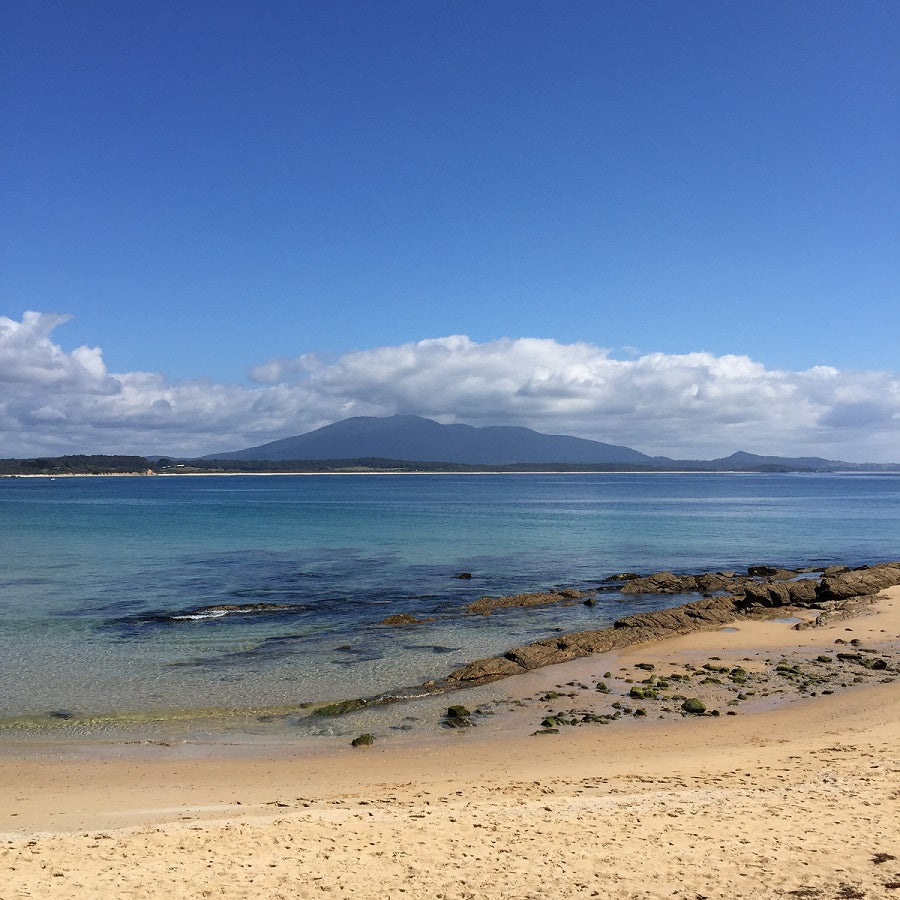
[2,1,899,460]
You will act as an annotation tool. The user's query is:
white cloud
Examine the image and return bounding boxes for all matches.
[0,311,110,389]
[1,311,899,462]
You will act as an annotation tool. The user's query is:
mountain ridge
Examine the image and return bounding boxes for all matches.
[204,415,882,471]
[206,415,652,465]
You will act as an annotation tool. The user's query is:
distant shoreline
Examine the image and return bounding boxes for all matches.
[4,468,895,479]
[2,469,776,478]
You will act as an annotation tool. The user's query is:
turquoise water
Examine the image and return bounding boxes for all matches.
[1,472,898,730]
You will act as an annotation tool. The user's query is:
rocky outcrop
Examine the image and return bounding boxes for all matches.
[447,597,746,686]
[618,570,750,596]
[815,563,900,602]
[465,589,584,615]
[619,572,701,594]
[740,578,819,606]
[616,566,816,598]
[614,596,742,636]
[506,639,580,671]
[441,562,900,688]
[793,594,881,630]
[746,565,797,580]
[695,572,742,593]
[446,655,528,684]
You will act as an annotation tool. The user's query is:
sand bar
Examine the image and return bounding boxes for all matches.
[1,588,898,899]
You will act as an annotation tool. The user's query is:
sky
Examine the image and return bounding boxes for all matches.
[2,0,898,461]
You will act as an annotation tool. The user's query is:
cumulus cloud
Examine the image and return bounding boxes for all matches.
[1,312,899,462]
[0,311,110,389]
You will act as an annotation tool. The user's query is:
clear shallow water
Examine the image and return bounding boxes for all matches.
[1,472,898,734]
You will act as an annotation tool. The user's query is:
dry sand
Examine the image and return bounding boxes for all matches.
[2,588,899,899]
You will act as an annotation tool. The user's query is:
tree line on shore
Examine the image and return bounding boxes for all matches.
[1,454,675,475]
[0,455,154,475]
[4,454,889,476]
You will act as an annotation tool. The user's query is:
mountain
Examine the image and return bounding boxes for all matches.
[206,415,654,465]
[202,415,896,471]
[705,451,837,470]
[643,450,842,471]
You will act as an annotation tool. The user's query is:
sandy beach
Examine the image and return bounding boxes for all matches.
[2,587,898,899]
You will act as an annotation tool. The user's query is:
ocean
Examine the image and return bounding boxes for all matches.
[1,472,898,741]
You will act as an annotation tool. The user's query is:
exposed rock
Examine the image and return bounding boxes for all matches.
[620,571,747,596]
[614,596,742,635]
[505,639,579,671]
[747,566,797,580]
[444,704,474,727]
[816,563,900,603]
[786,579,820,602]
[793,595,881,629]
[619,572,699,594]
[465,589,585,615]
[555,631,619,657]
[440,562,900,689]
[445,599,744,686]
[695,572,744,594]
[742,578,818,606]
[351,733,375,747]
[447,655,525,685]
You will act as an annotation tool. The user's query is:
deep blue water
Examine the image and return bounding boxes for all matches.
[1,472,898,727]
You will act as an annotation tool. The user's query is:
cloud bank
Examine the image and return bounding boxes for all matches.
[2,312,898,462]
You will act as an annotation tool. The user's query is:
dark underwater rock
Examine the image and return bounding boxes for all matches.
[379,613,432,626]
